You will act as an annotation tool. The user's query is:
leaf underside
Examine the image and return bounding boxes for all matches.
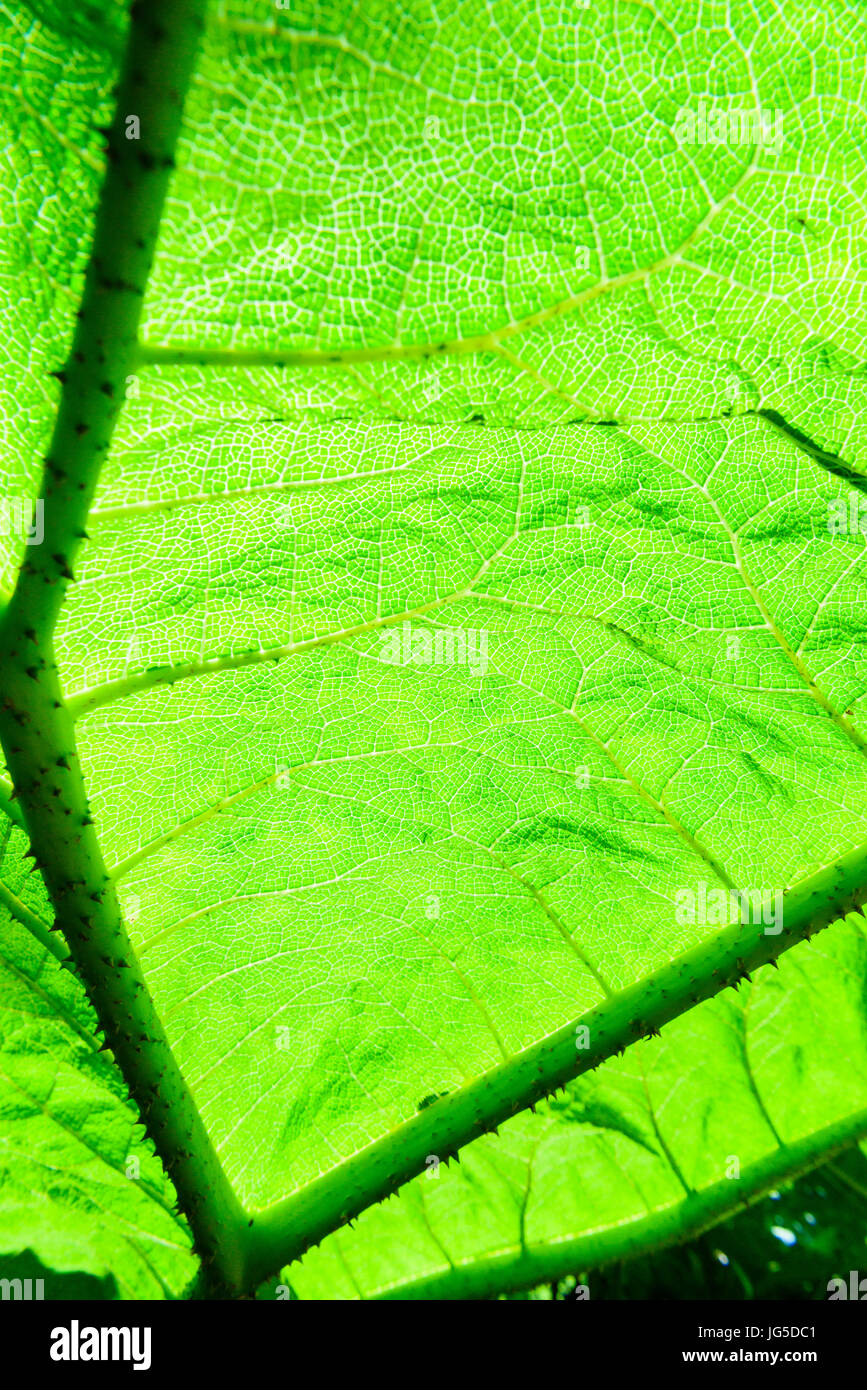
[1,0,867,1295]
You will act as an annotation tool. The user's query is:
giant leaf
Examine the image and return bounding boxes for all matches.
[1,0,866,1295]
[287,914,867,1299]
[1,821,865,1299]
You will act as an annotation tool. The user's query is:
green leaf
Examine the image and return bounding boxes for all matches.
[0,817,196,1299]
[285,916,867,1298]
[1,0,867,1295]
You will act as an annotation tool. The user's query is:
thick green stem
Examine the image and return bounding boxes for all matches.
[0,661,247,1289]
[0,0,248,1295]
